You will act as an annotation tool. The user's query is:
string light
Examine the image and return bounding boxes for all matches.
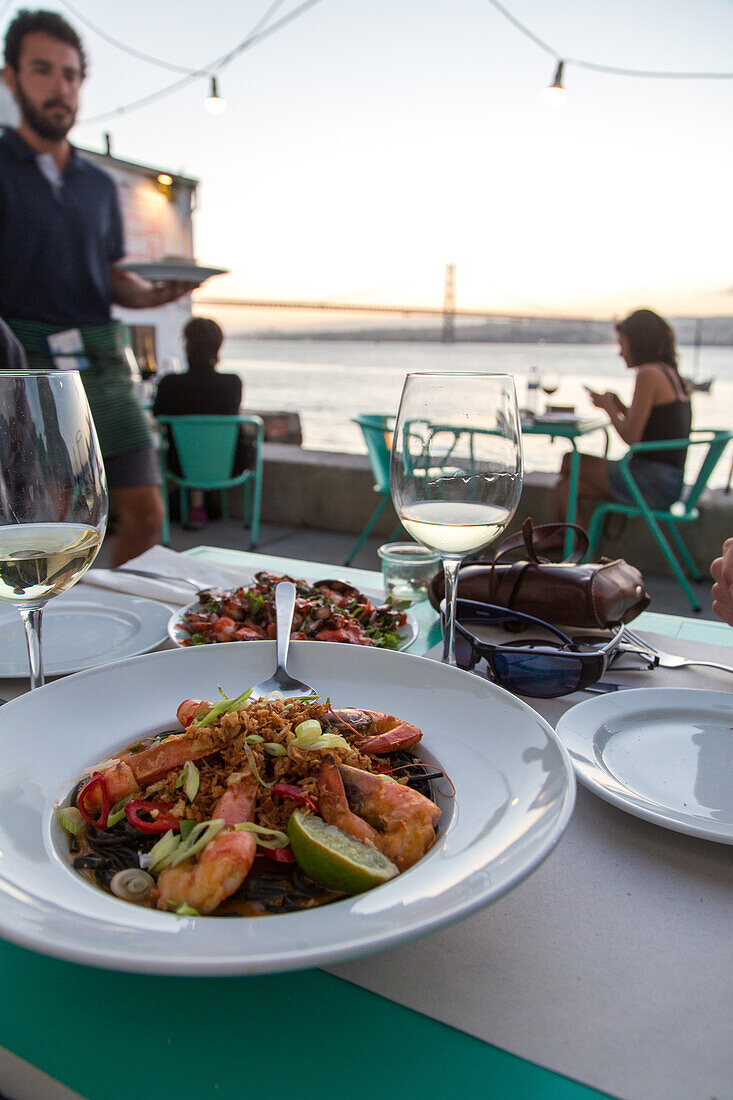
[73,0,324,126]
[484,0,733,93]
[544,59,566,104]
[204,76,226,114]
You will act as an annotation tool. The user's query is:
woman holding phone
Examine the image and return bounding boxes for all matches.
[554,308,692,528]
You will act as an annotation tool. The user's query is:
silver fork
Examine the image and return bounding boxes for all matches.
[622,626,733,675]
[113,566,205,589]
[249,581,319,700]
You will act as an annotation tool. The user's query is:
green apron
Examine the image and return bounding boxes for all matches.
[7,318,153,460]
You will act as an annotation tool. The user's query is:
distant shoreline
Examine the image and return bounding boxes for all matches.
[221,315,733,347]
[228,331,733,347]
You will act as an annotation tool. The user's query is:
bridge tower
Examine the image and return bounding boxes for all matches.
[442,263,456,342]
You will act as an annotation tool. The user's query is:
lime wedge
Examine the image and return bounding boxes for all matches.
[287,809,399,894]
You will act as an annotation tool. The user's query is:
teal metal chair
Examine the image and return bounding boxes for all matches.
[586,429,733,612]
[155,414,264,547]
[345,414,403,565]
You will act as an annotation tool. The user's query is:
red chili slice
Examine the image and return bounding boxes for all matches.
[124,799,181,834]
[76,772,110,829]
[271,782,319,814]
[257,844,295,863]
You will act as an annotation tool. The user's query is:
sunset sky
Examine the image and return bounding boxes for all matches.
[4,0,733,319]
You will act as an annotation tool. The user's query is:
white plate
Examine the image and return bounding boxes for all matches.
[555,688,733,844]
[118,261,228,283]
[0,642,575,974]
[0,589,172,677]
[168,590,419,651]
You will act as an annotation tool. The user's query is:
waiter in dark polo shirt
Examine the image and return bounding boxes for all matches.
[0,9,200,565]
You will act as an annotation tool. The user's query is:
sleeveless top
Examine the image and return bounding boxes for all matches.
[639,365,691,469]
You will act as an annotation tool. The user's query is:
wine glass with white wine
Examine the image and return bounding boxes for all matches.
[390,373,523,665]
[0,370,108,688]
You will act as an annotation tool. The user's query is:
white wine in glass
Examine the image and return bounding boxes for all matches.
[0,370,108,688]
[390,373,523,664]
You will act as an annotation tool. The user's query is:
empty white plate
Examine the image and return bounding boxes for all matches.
[555,687,733,843]
[0,588,172,677]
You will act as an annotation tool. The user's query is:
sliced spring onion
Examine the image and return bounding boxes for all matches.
[194,687,253,728]
[175,760,200,801]
[106,795,133,828]
[297,733,352,752]
[244,743,273,788]
[110,869,155,902]
[294,719,322,741]
[234,822,290,848]
[244,734,264,744]
[142,828,182,873]
[169,819,225,867]
[55,806,85,836]
[263,742,288,757]
[175,903,200,916]
[179,818,196,841]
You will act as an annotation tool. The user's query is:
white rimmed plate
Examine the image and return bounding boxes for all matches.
[555,687,733,844]
[0,588,172,677]
[167,591,419,651]
[118,261,228,283]
[0,642,574,974]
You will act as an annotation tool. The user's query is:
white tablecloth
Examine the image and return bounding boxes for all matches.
[327,633,733,1100]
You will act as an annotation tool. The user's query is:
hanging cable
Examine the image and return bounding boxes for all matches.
[484,0,733,79]
[57,0,287,76]
[76,0,325,125]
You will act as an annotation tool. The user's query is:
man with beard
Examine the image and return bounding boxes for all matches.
[0,9,198,564]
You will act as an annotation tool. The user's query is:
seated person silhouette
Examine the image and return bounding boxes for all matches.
[153,317,253,529]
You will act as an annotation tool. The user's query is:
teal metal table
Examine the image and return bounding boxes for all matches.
[521,415,610,556]
[0,545,730,1100]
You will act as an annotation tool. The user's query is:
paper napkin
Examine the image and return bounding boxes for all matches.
[81,545,250,607]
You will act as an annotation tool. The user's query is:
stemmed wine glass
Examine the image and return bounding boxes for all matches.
[390,373,523,665]
[0,370,108,688]
[541,371,560,399]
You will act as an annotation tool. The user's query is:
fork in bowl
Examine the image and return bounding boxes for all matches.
[621,627,733,675]
[249,581,319,700]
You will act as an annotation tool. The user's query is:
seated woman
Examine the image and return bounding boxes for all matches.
[153,317,253,529]
[554,308,692,529]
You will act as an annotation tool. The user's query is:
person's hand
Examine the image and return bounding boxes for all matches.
[110,265,203,309]
[152,279,202,305]
[710,537,733,626]
[589,390,621,414]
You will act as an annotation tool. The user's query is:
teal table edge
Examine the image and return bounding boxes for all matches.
[0,942,610,1100]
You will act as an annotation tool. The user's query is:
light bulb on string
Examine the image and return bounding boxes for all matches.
[205,75,226,114]
[543,60,566,105]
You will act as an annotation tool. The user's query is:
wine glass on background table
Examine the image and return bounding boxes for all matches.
[541,372,560,402]
[390,373,523,665]
[0,371,108,688]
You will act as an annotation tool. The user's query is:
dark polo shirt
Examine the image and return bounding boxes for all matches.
[0,128,124,327]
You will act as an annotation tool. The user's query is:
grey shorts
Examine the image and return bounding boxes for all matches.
[104,445,161,490]
[606,456,684,510]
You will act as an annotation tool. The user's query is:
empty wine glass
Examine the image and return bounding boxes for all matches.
[541,371,560,398]
[390,373,523,665]
[0,370,108,688]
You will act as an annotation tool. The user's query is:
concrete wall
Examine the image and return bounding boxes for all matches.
[250,444,733,575]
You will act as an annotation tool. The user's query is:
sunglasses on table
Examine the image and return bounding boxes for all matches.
[449,599,625,698]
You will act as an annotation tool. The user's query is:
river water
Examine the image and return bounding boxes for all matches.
[219,339,733,488]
